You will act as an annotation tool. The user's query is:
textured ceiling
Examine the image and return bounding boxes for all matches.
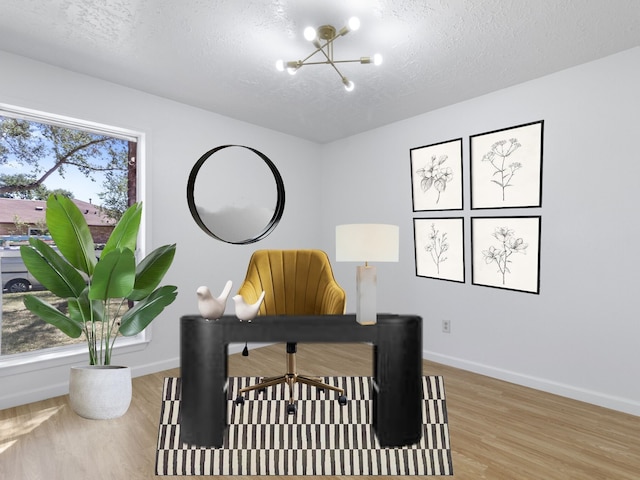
[1,0,639,143]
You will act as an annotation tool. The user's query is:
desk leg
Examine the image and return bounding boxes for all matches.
[180,319,228,447]
[373,317,423,447]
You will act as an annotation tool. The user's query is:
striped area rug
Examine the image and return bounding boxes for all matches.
[156,376,452,476]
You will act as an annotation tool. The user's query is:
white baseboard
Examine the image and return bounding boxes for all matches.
[0,362,183,410]
[128,342,271,378]
[424,350,640,417]
[0,380,70,410]
[130,357,179,378]
[129,342,271,378]
[0,343,272,410]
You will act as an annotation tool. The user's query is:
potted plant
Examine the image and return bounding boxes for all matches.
[20,194,177,419]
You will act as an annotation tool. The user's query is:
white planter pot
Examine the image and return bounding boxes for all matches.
[69,365,132,420]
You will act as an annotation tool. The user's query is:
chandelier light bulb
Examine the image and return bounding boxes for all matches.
[373,53,383,66]
[343,78,355,92]
[287,67,297,75]
[304,26,317,42]
[275,59,285,72]
[348,17,360,32]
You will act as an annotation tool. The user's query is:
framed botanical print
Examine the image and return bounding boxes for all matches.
[414,217,465,283]
[410,138,463,211]
[471,216,541,294]
[470,120,543,209]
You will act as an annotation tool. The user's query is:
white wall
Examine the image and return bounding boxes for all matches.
[2,46,640,416]
[0,51,322,408]
[322,46,640,415]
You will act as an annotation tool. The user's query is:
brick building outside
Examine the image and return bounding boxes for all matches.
[0,197,115,246]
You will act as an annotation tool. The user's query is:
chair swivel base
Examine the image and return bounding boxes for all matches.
[235,372,348,414]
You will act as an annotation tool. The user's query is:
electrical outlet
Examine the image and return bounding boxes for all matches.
[442,320,451,334]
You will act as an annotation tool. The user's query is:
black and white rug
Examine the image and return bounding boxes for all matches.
[156,376,452,476]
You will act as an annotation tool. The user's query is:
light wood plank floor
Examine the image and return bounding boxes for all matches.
[1,343,639,479]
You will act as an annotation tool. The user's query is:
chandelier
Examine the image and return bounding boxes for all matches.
[276,17,382,92]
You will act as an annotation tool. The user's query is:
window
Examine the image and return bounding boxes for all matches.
[0,104,142,365]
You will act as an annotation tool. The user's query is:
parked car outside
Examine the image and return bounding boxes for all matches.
[1,250,42,293]
[2,242,103,293]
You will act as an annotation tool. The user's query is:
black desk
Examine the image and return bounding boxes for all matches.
[180,314,423,448]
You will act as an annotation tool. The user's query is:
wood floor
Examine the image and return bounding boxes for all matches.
[1,343,639,479]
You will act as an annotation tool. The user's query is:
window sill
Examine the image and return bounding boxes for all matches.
[0,336,149,378]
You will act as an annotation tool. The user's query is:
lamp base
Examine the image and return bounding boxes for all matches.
[356,265,377,325]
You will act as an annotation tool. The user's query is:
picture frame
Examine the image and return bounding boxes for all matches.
[410,138,463,211]
[470,120,543,209]
[413,217,465,283]
[471,216,541,294]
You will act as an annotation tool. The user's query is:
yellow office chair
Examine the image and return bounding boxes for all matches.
[234,249,347,414]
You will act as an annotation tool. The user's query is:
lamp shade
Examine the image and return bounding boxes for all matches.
[335,224,399,263]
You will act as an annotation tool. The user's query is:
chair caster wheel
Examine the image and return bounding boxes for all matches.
[338,395,347,406]
[286,403,297,415]
[234,396,245,406]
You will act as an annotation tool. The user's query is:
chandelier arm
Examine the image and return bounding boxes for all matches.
[295,35,337,67]
[318,42,333,63]
[326,59,366,64]
[309,38,344,80]
[298,47,324,65]
[296,59,362,66]
[327,60,346,82]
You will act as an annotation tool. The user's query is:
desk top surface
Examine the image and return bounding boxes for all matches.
[181,313,417,322]
[180,313,421,343]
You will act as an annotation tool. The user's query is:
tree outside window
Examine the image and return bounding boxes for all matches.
[0,110,137,357]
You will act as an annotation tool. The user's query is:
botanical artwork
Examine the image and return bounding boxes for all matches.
[471,216,541,294]
[470,121,543,209]
[481,139,522,201]
[414,218,464,283]
[410,138,463,211]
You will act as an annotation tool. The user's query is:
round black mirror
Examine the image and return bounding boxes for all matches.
[187,145,285,244]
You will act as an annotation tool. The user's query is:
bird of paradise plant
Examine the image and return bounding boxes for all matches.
[20,194,177,365]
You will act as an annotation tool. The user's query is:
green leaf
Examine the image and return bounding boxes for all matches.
[68,288,104,324]
[23,295,83,338]
[45,194,96,276]
[129,244,176,301]
[101,202,142,259]
[119,285,178,336]
[89,249,136,300]
[20,239,87,298]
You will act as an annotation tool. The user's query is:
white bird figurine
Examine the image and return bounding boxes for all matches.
[196,281,233,320]
[233,291,266,322]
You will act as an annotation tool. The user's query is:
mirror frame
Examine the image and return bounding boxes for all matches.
[186,144,286,245]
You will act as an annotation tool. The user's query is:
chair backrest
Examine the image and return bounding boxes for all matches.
[237,249,346,316]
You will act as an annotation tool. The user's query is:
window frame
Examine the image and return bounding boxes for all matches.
[0,103,149,376]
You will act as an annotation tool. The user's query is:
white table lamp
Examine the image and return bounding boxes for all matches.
[336,224,399,325]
